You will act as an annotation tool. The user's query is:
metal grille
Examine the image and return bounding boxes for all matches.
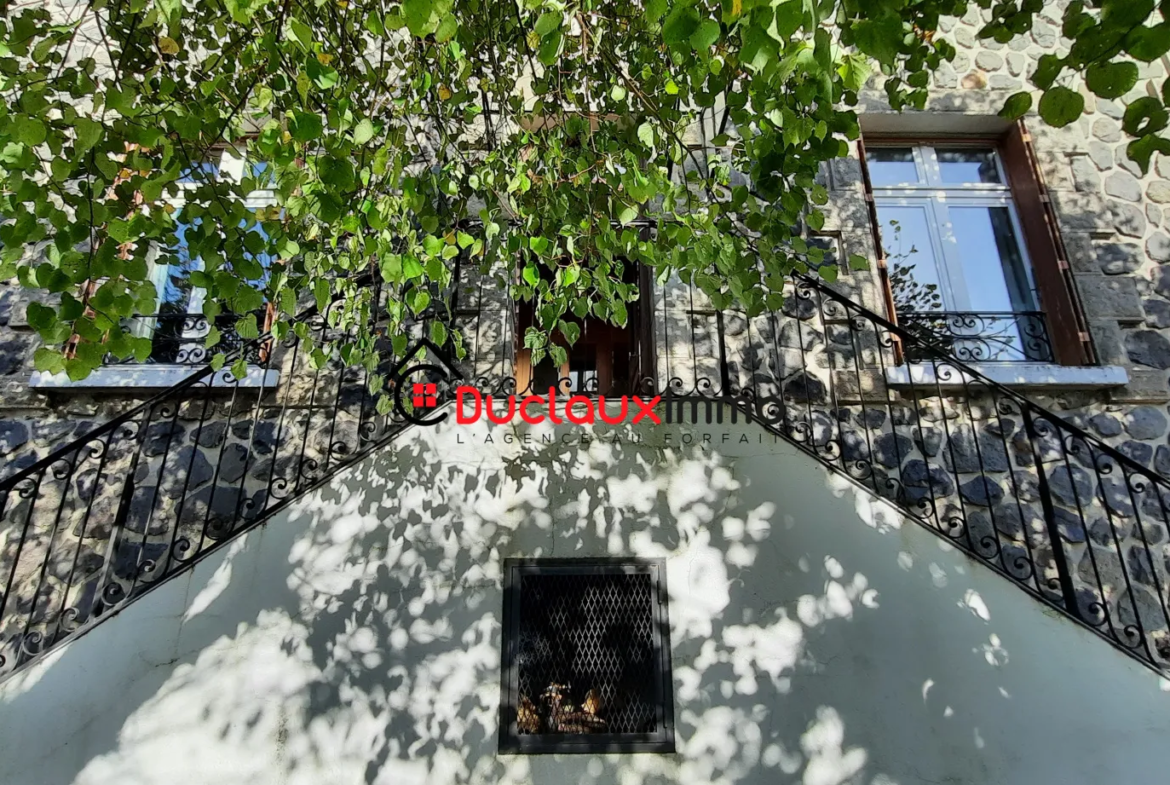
[500,560,674,753]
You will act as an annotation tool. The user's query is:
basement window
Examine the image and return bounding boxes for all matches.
[499,558,675,754]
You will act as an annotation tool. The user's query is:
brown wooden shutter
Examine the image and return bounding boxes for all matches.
[856,136,906,364]
[999,121,1092,366]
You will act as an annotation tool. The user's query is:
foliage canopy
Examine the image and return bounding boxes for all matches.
[0,0,1166,385]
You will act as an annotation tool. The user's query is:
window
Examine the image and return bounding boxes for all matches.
[499,559,675,754]
[514,262,652,396]
[862,127,1093,367]
[124,147,276,367]
[868,143,1052,363]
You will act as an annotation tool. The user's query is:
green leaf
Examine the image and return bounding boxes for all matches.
[538,30,563,65]
[663,6,701,45]
[1123,96,1169,136]
[1102,0,1154,27]
[289,111,323,141]
[74,118,102,154]
[848,254,869,272]
[235,313,259,340]
[637,122,654,148]
[610,84,627,101]
[771,1,803,41]
[25,301,56,332]
[646,0,669,23]
[535,11,561,38]
[435,14,458,42]
[33,347,65,375]
[851,17,902,67]
[522,263,539,286]
[690,19,721,50]
[288,17,314,48]
[617,203,638,225]
[231,357,249,379]
[719,0,742,23]
[1126,134,1170,174]
[1085,61,1139,99]
[999,92,1033,120]
[1037,86,1085,128]
[1125,23,1170,62]
[314,278,331,311]
[306,56,340,89]
[353,119,376,145]
[1030,54,1064,91]
[404,0,440,36]
[409,288,431,314]
[10,116,46,146]
[319,156,355,189]
[430,320,448,346]
[837,53,872,92]
[224,0,272,24]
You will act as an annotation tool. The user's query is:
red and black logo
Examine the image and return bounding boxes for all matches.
[387,338,463,426]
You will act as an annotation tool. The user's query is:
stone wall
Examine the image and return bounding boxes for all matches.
[848,2,1170,407]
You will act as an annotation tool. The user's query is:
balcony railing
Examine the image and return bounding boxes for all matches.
[897,311,1053,363]
[1,265,1168,680]
[104,312,266,366]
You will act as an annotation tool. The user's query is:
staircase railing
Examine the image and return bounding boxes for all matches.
[0,272,437,677]
[2,263,1169,680]
[659,272,1170,672]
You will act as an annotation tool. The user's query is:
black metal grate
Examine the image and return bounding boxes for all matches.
[500,559,674,753]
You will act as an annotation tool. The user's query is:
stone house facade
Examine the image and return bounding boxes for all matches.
[3,5,1170,784]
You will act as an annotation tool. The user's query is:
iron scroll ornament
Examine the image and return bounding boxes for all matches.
[386,337,464,427]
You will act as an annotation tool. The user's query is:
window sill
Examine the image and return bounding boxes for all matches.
[885,362,1129,390]
[30,365,280,391]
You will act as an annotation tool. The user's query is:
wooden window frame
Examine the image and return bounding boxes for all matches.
[513,262,655,397]
[859,123,1093,366]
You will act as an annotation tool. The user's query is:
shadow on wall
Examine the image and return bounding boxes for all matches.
[1,412,1169,785]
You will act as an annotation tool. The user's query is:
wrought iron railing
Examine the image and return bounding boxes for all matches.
[897,310,1053,363]
[105,311,265,366]
[659,278,1170,670]
[1,263,1169,680]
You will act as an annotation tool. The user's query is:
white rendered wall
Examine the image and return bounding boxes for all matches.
[2,410,1169,785]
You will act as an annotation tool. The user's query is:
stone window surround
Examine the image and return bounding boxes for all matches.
[28,365,280,390]
[854,90,1164,401]
[886,361,1129,389]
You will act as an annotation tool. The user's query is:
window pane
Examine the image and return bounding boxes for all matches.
[875,204,946,313]
[949,205,1033,313]
[161,219,204,312]
[937,149,1001,184]
[867,148,920,186]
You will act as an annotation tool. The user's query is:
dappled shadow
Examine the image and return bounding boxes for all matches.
[2,409,1170,785]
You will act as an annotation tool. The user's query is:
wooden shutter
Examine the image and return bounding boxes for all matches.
[999,121,1092,366]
